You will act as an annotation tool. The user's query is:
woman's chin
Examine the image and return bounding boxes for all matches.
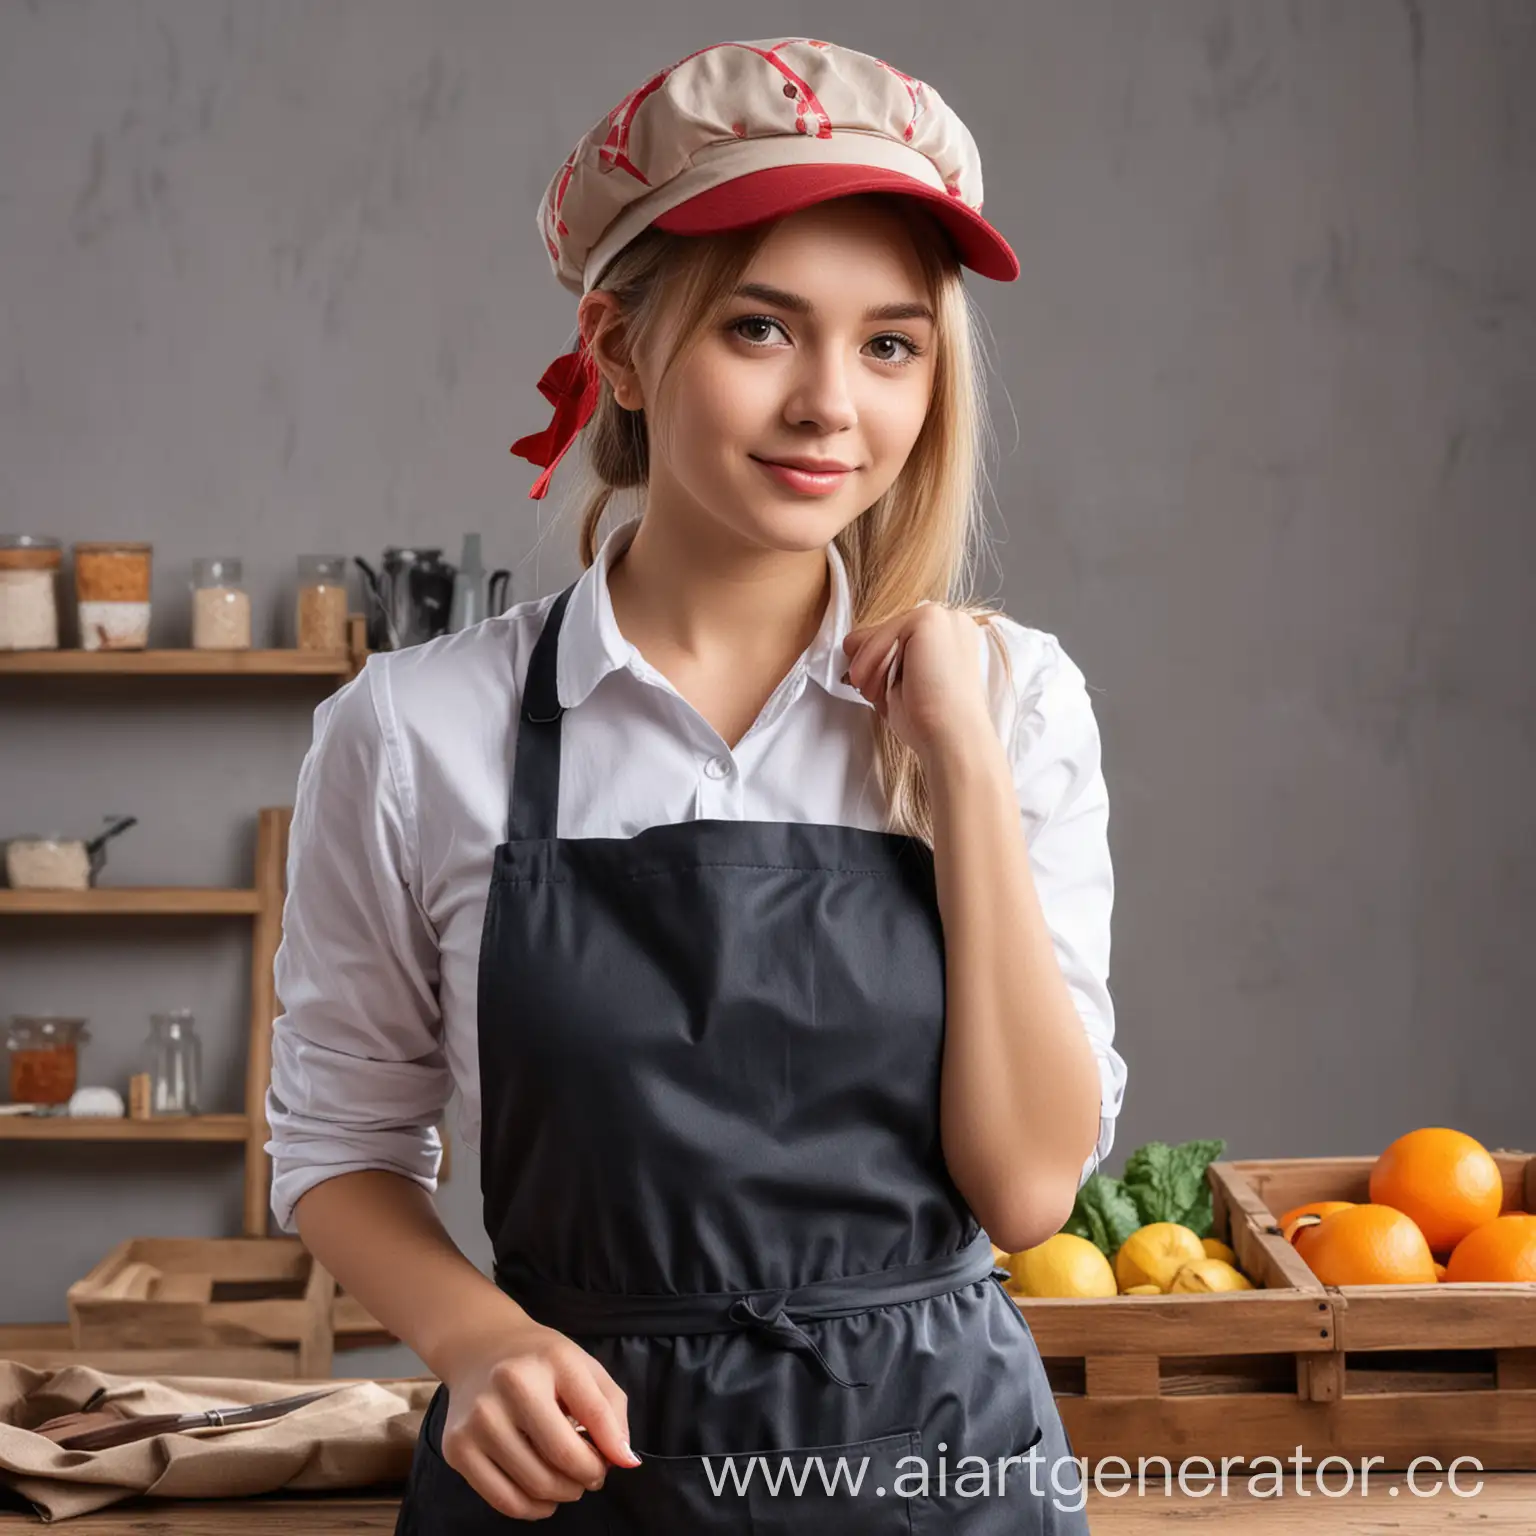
[725,486,863,548]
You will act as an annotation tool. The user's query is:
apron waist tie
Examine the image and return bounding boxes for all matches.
[494,1229,1007,1391]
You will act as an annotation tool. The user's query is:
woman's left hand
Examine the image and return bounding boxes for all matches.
[841,602,998,764]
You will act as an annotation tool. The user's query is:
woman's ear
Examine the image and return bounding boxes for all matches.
[578,291,643,411]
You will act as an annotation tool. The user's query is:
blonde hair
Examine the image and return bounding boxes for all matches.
[566,193,1012,845]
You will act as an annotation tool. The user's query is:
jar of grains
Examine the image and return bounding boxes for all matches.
[295,555,349,651]
[190,556,252,649]
[0,535,63,650]
[74,541,152,650]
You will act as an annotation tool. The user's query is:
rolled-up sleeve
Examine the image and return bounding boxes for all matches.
[1008,634,1126,1190]
[264,657,451,1234]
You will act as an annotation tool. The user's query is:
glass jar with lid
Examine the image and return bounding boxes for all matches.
[74,540,153,650]
[295,555,349,652]
[145,1009,202,1116]
[0,535,62,651]
[190,556,252,649]
[5,1016,91,1104]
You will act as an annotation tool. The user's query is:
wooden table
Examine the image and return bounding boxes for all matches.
[1,1474,1531,1531]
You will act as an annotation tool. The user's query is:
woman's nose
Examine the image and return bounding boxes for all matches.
[783,349,859,431]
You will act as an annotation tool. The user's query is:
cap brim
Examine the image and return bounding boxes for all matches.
[651,163,1020,283]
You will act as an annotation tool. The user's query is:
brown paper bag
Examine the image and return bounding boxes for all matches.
[0,1360,435,1521]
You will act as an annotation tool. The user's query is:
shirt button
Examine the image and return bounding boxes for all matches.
[704,755,732,779]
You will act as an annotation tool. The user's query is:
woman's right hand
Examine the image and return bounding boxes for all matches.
[437,1318,640,1520]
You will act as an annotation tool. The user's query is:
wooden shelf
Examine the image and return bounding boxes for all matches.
[0,1113,249,1141]
[0,647,353,676]
[0,887,261,915]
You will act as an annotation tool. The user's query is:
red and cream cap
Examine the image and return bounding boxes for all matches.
[511,37,1019,500]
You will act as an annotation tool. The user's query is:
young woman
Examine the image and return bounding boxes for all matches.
[267,37,1124,1534]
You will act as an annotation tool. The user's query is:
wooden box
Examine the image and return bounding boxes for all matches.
[66,1237,336,1379]
[1231,1152,1536,1470]
[1012,1159,1337,1470]
[1010,1154,1536,1472]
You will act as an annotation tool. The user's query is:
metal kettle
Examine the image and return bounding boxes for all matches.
[354,547,456,650]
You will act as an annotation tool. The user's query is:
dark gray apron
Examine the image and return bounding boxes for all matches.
[394,581,1089,1532]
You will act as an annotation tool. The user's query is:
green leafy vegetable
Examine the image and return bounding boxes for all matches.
[1063,1137,1228,1258]
[1061,1175,1142,1256]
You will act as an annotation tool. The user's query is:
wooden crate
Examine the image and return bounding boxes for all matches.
[1009,1154,1536,1472]
[66,1237,335,1378]
[0,1322,309,1379]
[3,1292,390,1376]
[1011,1160,1339,1469]
[1229,1151,1536,1470]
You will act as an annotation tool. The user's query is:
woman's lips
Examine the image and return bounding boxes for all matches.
[751,457,855,496]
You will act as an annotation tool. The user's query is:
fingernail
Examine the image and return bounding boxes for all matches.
[623,1442,641,1465]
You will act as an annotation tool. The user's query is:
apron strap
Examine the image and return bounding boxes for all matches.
[508,580,578,842]
[495,1229,1006,1392]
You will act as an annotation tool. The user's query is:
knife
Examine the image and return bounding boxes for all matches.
[54,1387,343,1451]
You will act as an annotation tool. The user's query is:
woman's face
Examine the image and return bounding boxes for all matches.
[618,197,940,555]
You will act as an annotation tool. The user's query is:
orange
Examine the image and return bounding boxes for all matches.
[1369,1128,1503,1254]
[1445,1214,1536,1283]
[1433,1261,1447,1282]
[1291,1203,1438,1286]
[1278,1201,1354,1244]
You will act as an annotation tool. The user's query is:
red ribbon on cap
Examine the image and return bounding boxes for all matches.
[509,344,602,500]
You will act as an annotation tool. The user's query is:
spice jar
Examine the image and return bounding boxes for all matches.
[0,535,62,651]
[5,1016,91,1105]
[146,1009,201,1116]
[190,557,252,650]
[74,541,152,650]
[295,555,349,652]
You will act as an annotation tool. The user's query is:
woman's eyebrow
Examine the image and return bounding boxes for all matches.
[733,282,935,325]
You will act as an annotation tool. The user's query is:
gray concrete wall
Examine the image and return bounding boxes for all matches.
[1,1,1531,1378]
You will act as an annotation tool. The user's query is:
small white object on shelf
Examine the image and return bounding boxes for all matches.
[68,1085,126,1117]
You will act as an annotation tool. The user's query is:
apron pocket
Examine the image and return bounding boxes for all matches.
[910,1422,1054,1534]
[403,1381,611,1534]
[600,1427,922,1533]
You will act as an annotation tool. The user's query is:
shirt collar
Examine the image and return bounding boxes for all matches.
[556,514,873,712]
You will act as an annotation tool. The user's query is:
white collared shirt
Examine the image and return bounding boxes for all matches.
[265,515,1126,1235]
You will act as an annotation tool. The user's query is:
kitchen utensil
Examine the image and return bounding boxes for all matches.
[447,534,516,631]
[44,1387,344,1451]
[4,815,137,890]
[356,547,456,650]
[84,814,137,867]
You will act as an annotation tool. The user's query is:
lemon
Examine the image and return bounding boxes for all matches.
[1167,1258,1254,1293]
[1121,1283,1162,1296]
[1008,1234,1118,1298]
[1202,1238,1238,1265]
[1114,1223,1207,1292]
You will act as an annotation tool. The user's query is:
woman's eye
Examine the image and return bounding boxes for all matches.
[733,316,783,346]
[866,334,919,365]
[728,316,923,368]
